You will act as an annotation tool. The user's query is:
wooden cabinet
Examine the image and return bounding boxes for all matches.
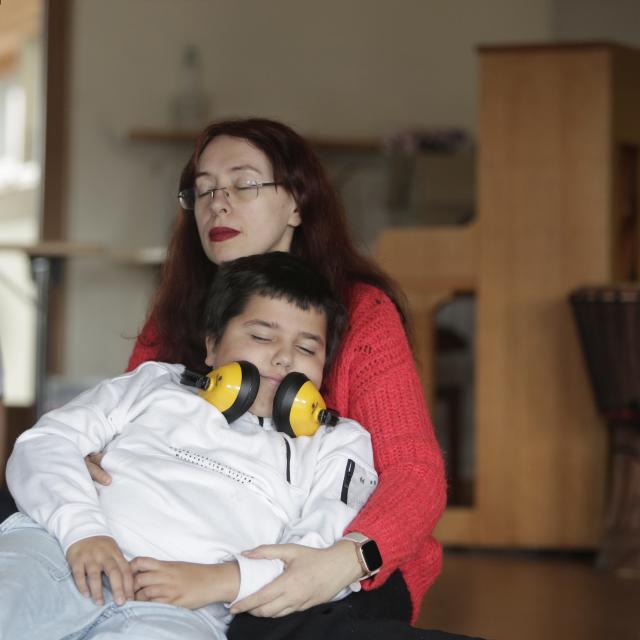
[376,43,640,548]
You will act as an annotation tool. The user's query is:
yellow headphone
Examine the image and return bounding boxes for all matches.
[272,371,339,437]
[180,362,339,436]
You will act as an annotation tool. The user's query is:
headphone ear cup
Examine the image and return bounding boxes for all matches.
[272,372,308,437]
[199,361,260,423]
[273,372,333,437]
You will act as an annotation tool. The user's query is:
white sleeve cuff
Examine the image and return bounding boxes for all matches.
[49,505,113,555]
[228,554,285,606]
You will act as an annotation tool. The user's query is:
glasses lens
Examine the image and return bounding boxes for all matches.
[178,188,195,210]
[232,179,259,204]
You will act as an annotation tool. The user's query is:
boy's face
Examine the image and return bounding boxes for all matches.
[205,294,327,418]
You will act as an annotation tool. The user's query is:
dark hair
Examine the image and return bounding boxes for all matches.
[203,252,346,368]
[146,117,407,372]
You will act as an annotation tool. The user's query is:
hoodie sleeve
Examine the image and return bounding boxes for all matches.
[6,363,165,553]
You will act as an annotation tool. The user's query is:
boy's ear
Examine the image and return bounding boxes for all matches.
[204,335,216,367]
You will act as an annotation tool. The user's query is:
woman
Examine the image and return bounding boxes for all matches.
[89,118,447,635]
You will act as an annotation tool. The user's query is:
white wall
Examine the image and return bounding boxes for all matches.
[61,0,554,381]
[553,0,640,46]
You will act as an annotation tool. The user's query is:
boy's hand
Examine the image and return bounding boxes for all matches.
[85,452,112,485]
[131,557,240,609]
[66,536,134,606]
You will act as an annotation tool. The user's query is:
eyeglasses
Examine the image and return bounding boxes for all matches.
[178,179,281,210]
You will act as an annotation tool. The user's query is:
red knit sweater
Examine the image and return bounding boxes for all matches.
[127,283,446,623]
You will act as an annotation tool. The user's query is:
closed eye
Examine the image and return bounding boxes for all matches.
[234,178,259,191]
[197,188,216,199]
[297,345,316,356]
[251,334,271,343]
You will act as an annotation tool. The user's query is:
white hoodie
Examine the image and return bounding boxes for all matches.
[7,361,378,604]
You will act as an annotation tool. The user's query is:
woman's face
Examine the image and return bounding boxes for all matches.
[192,135,301,265]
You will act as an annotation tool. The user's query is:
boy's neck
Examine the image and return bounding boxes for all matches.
[247,412,269,426]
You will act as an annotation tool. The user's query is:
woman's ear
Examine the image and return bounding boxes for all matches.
[205,335,216,367]
[283,190,301,228]
[287,206,301,228]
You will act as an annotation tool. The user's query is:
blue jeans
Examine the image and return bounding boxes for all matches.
[0,513,227,639]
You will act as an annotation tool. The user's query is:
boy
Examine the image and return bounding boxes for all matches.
[1,252,377,640]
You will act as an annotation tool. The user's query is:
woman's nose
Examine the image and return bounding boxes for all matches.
[208,187,230,214]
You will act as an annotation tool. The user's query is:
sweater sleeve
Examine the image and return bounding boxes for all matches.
[337,288,446,590]
[127,319,160,371]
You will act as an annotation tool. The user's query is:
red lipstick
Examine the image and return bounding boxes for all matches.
[209,227,240,242]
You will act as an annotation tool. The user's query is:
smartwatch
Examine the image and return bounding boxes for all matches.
[342,532,382,578]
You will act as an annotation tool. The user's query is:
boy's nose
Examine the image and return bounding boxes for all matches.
[272,347,292,369]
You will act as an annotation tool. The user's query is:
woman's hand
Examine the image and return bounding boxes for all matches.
[229,540,363,618]
[66,536,133,606]
[85,451,112,485]
[131,557,240,609]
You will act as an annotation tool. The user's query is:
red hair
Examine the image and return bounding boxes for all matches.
[146,118,407,372]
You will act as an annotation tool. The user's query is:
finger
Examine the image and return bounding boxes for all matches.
[120,561,135,601]
[71,563,91,599]
[241,544,293,561]
[230,584,285,614]
[130,556,160,573]
[89,452,105,465]
[273,607,296,618]
[105,563,126,606]
[86,564,105,605]
[86,461,112,485]
[249,596,299,618]
[135,585,166,602]
[135,587,149,602]
[133,570,159,592]
[106,556,134,605]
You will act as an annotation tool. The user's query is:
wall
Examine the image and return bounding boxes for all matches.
[60,0,553,383]
[553,0,640,47]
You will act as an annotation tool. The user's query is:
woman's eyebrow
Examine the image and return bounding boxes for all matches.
[195,165,262,180]
[229,164,262,173]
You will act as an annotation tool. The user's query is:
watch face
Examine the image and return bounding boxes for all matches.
[362,540,383,572]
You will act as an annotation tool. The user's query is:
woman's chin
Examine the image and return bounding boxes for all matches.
[202,239,247,265]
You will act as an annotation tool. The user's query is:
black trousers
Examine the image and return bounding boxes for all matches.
[227,570,483,640]
[0,489,16,522]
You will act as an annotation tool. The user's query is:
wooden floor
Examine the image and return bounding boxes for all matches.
[416,550,640,640]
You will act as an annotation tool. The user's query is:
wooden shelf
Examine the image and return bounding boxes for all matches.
[0,242,166,265]
[0,241,105,258]
[110,246,166,266]
[127,128,380,153]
